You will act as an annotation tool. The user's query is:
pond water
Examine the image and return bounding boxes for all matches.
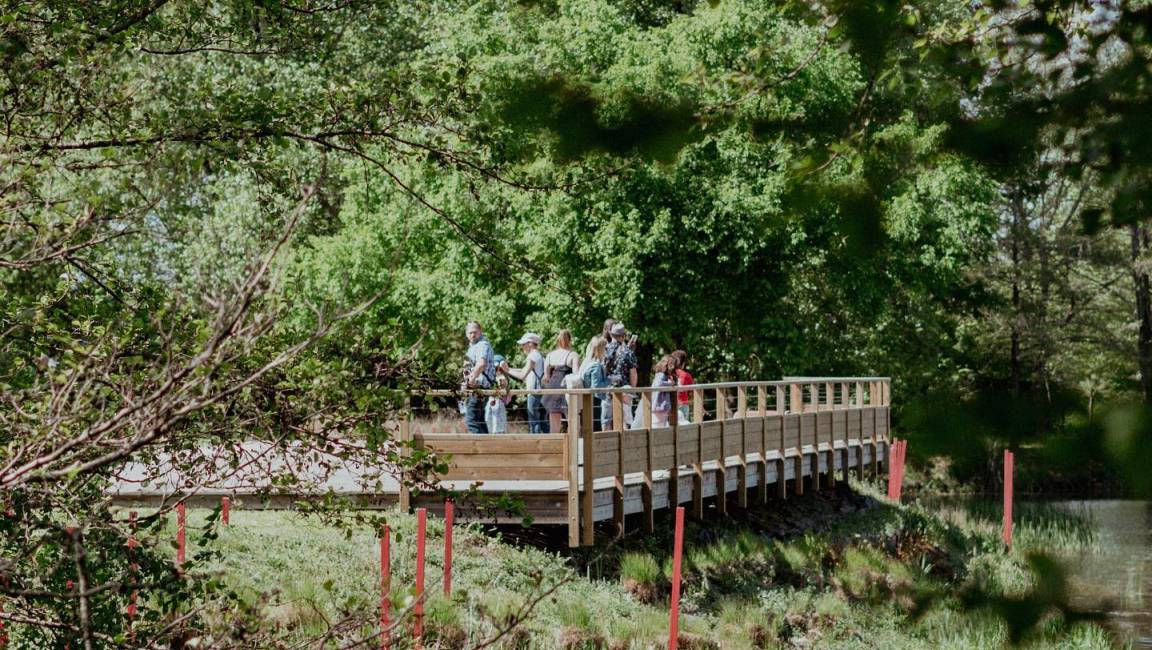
[1051,500,1152,647]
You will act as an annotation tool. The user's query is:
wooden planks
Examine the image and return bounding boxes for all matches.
[413,434,565,454]
[677,424,701,466]
[415,433,567,481]
[593,430,620,479]
[783,415,800,450]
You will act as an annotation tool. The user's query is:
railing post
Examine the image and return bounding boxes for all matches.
[736,386,748,509]
[692,388,705,519]
[567,392,580,548]
[871,389,881,478]
[715,387,728,516]
[669,390,680,514]
[604,392,624,539]
[840,403,851,484]
[757,385,769,503]
[578,391,594,547]
[640,393,660,519]
[775,385,787,500]
[808,399,821,493]
[793,384,805,496]
[399,395,412,512]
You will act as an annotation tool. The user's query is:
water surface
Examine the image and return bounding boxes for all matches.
[1052,500,1152,648]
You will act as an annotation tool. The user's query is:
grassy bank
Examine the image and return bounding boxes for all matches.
[162,482,1115,648]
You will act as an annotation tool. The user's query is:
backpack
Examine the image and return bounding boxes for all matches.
[580,362,600,390]
[605,343,628,386]
[604,343,619,378]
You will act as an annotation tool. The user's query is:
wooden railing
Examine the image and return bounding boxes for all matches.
[405,377,891,546]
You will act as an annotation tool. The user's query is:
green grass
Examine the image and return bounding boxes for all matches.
[139,481,1115,649]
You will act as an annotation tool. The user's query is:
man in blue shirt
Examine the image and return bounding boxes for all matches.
[463,321,495,433]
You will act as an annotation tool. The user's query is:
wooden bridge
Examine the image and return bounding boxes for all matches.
[402,377,891,547]
[113,377,891,548]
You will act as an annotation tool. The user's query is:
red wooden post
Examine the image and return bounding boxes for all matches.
[668,506,685,650]
[1003,449,1014,548]
[221,497,230,526]
[176,502,186,569]
[443,500,454,596]
[380,524,391,650]
[886,438,899,499]
[414,508,426,644]
[902,440,909,498]
[65,530,76,648]
[65,574,74,650]
[895,440,908,501]
[128,511,138,639]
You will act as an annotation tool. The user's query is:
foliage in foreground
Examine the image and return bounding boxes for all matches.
[2,484,1112,649]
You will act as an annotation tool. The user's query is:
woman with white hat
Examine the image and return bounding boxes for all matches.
[503,333,548,433]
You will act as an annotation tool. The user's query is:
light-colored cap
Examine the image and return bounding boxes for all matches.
[610,323,628,336]
[516,332,541,345]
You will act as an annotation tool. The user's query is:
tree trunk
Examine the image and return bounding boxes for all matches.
[1131,223,1152,401]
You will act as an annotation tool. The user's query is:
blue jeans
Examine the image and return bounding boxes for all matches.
[600,397,612,431]
[465,395,488,434]
[527,394,549,434]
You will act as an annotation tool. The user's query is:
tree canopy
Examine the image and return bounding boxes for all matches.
[3,0,1152,645]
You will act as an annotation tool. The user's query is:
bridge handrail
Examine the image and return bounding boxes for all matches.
[415,377,891,398]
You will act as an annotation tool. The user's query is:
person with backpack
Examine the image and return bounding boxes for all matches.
[603,322,638,429]
[504,332,548,433]
[579,336,611,432]
[541,330,580,433]
[462,321,496,433]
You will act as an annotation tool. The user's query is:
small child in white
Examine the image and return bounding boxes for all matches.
[485,375,510,434]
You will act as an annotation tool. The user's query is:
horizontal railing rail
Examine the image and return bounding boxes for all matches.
[416,376,892,397]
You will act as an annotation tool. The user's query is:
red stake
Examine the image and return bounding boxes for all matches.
[176,502,186,569]
[1003,449,1014,548]
[902,441,909,498]
[380,524,391,650]
[895,440,908,501]
[414,508,426,645]
[668,506,685,650]
[221,497,230,526]
[128,511,138,639]
[886,439,899,499]
[443,501,454,596]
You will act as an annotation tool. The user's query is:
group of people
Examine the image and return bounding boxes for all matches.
[460,320,696,434]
